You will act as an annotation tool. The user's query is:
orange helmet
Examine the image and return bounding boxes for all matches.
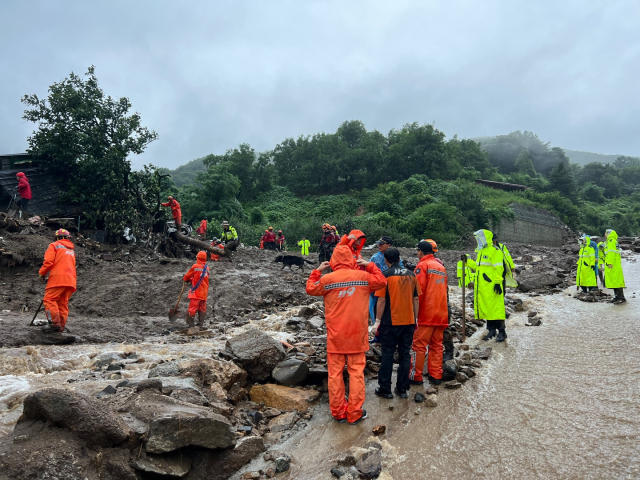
[55,229,70,238]
[167,195,173,200]
[425,238,438,252]
[331,225,336,231]
[278,230,283,233]
[264,229,268,233]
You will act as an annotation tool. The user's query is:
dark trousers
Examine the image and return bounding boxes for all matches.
[378,324,414,393]
[614,288,626,299]
[265,241,276,250]
[17,198,29,211]
[319,247,332,263]
[486,319,505,331]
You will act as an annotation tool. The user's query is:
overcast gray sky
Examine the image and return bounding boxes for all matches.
[1,0,639,169]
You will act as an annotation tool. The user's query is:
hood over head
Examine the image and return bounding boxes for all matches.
[606,229,617,241]
[474,229,493,251]
[346,229,366,255]
[330,245,356,271]
[196,251,207,262]
[16,172,25,178]
[579,234,591,245]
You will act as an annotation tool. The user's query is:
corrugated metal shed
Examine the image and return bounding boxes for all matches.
[0,168,81,216]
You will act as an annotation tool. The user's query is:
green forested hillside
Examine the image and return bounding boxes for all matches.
[563,150,620,166]
[163,122,640,248]
[169,157,206,187]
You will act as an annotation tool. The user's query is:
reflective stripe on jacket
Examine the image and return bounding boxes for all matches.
[183,252,210,300]
[221,226,238,241]
[456,260,473,288]
[306,245,387,353]
[39,239,77,290]
[576,238,597,287]
[298,239,310,255]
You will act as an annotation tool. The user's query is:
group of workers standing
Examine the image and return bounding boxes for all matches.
[576,230,626,303]
[260,227,286,251]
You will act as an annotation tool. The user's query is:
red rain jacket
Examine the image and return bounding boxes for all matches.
[17,173,32,200]
[264,232,276,242]
[39,239,77,290]
[276,234,285,246]
[183,252,210,300]
[306,245,386,354]
[196,220,207,234]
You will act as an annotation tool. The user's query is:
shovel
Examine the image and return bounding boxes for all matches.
[29,300,44,326]
[168,282,187,321]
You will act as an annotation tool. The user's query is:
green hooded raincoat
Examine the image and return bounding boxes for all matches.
[604,230,625,288]
[467,229,506,321]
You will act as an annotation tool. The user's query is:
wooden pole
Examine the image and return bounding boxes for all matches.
[461,257,466,343]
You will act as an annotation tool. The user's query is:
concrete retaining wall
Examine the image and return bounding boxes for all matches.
[495,218,565,247]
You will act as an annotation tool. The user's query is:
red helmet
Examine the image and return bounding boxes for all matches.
[55,229,70,238]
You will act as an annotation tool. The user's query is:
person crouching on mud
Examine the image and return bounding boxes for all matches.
[183,251,209,327]
[39,229,76,333]
[306,245,387,425]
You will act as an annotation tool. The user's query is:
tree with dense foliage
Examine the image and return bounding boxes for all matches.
[22,66,161,231]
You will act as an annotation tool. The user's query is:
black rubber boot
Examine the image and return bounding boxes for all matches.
[185,314,195,327]
[197,311,206,326]
[496,329,507,342]
[482,328,496,341]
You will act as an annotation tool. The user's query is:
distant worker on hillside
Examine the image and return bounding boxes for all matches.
[39,229,76,333]
[465,229,507,342]
[264,227,276,250]
[196,218,208,239]
[409,240,448,386]
[276,230,286,251]
[604,229,626,303]
[318,224,335,262]
[298,237,310,256]
[183,251,209,327]
[221,221,238,250]
[306,245,387,425]
[161,196,182,230]
[576,235,597,293]
[15,172,32,213]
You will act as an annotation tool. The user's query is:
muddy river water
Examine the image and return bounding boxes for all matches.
[0,258,638,479]
[245,257,640,479]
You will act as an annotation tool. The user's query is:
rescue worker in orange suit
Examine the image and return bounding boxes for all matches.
[196,219,207,239]
[183,251,209,327]
[339,229,367,271]
[210,238,222,261]
[409,240,449,386]
[276,230,285,251]
[264,227,276,250]
[39,229,76,333]
[306,245,387,424]
[161,196,182,230]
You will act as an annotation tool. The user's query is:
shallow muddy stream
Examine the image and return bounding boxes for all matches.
[244,257,640,479]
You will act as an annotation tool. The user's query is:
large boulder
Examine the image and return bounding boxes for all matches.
[518,273,563,292]
[272,358,309,386]
[187,436,266,480]
[249,384,320,412]
[20,388,131,448]
[147,412,236,454]
[224,329,286,382]
[179,358,248,391]
[148,361,180,378]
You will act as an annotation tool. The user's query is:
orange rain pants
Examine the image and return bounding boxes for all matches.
[409,325,446,381]
[43,286,75,330]
[188,299,206,316]
[327,352,366,423]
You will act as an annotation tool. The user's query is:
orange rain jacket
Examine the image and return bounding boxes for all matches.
[414,253,449,327]
[306,245,387,354]
[196,219,207,234]
[39,239,77,290]
[183,252,210,300]
[161,199,182,220]
[338,229,367,270]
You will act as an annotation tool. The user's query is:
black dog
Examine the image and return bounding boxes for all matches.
[275,255,315,271]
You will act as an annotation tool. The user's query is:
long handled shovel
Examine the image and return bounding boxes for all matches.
[168,283,187,321]
[29,300,44,326]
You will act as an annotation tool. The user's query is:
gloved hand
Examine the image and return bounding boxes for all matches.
[460,254,467,262]
[482,273,491,282]
[39,274,46,283]
[494,284,503,295]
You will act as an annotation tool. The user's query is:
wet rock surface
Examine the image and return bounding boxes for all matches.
[224,329,286,382]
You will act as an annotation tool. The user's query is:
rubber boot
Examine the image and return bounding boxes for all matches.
[197,311,206,326]
[185,314,195,327]
[482,327,496,341]
[496,329,507,342]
